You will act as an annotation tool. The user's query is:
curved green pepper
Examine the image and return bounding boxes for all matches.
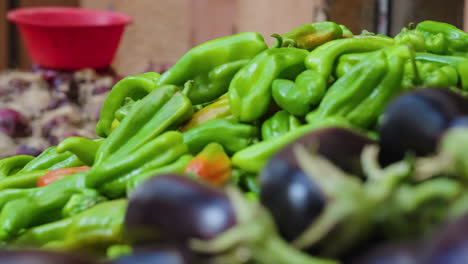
[183,59,250,104]
[96,72,161,137]
[305,36,395,79]
[158,32,268,102]
[14,199,126,251]
[229,47,309,122]
[272,21,343,50]
[0,155,34,178]
[272,70,327,116]
[183,118,257,155]
[232,117,355,173]
[261,110,302,140]
[416,20,468,56]
[339,25,353,37]
[57,137,104,166]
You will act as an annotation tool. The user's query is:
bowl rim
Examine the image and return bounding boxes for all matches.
[7,6,133,28]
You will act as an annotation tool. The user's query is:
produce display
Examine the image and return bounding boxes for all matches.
[0,68,115,158]
[2,20,468,263]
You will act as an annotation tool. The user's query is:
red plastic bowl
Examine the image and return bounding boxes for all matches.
[7,7,132,70]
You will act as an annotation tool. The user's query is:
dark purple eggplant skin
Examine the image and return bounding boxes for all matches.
[125,174,237,245]
[0,109,31,138]
[111,245,196,264]
[0,250,97,264]
[349,241,421,264]
[420,214,468,264]
[260,127,374,242]
[378,88,468,166]
[449,116,468,128]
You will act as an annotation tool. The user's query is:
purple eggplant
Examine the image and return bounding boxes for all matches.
[350,241,421,264]
[260,127,374,242]
[125,174,237,245]
[111,245,196,264]
[421,214,468,264]
[378,88,468,166]
[0,109,32,138]
[0,250,97,264]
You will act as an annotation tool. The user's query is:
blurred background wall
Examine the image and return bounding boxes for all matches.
[0,0,466,75]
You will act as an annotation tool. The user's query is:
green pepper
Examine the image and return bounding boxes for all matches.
[232,117,355,172]
[272,70,327,116]
[0,155,34,178]
[229,47,309,122]
[339,25,353,37]
[96,72,161,137]
[17,146,84,174]
[305,36,394,80]
[345,46,410,127]
[394,25,427,52]
[126,154,194,194]
[0,170,49,190]
[272,21,343,50]
[14,199,126,251]
[0,172,98,240]
[182,59,250,104]
[414,53,468,90]
[158,32,268,103]
[337,51,465,89]
[181,94,233,132]
[183,118,257,155]
[114,97,137,122]
[416,20,468,56]
[92,131,189,198]
[261,110,302,140]
[0,85,193,239]
[61,190,107,218]
[401,61,459,90]
[307,45,411,128]
[94,84,192,167]
[56,137,104,166]
[0,129,188,240]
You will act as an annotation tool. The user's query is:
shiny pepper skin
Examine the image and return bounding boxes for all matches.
[185,143,232,186]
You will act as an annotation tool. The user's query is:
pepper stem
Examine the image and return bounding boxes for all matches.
[271,33,283,48]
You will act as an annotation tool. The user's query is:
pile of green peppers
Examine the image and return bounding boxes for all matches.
[0,20,467,256]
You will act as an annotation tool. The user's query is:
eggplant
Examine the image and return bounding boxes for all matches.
[125,174,237,245]
[0,250,96,264]
[378,88,468,166]
[111,245,195,264]
[0,109,31,138]
[448,116,468,128]
[260,127,374,242]
[350,241,421,264]
[421,214,468,264]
